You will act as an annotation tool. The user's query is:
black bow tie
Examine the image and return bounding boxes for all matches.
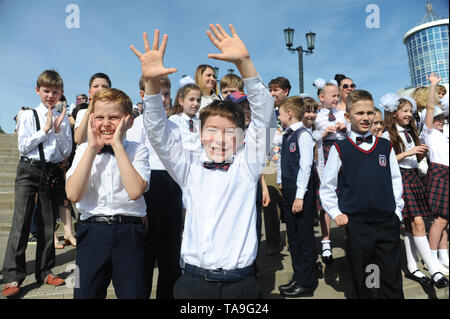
[328,110,336,122]
[99,145,115,156]
[284,128,294,139]
[355,135,373,145]
[203,161,231,172]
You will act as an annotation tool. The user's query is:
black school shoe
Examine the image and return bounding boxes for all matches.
[404,270,433,286]
[280,282,314,298]
[432,272,449,289]
[321,248,333,265]
[278,278,297,293]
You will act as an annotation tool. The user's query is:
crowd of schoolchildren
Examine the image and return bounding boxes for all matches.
[1,24,448,299]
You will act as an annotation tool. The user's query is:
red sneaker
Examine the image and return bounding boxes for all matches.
[2,281,20,297]
[44,273,65,286]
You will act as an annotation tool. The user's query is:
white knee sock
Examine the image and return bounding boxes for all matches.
[321,240,332,257]
[413,236,443,281]
[404,232,424,277]
[431,249,449,275]
[438,249,449,267]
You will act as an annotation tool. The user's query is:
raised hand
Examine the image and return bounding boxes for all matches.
[130,30,177,80]
[43,105,54,133]
[111,115,132,148]
[87,113,104,152]
[427,73,441,86]
[206,24,250,63]
[206,24,256,78]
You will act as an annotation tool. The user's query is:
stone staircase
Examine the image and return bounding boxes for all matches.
[0,134,19,230]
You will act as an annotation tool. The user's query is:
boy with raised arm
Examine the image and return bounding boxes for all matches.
[131,24,274,298]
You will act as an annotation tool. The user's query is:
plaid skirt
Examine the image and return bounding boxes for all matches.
[423,162,449,218]
[400,168,431,220]
[317,140,337,212]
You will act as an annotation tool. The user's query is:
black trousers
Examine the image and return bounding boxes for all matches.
[281,175,317,287]
[345,216,404,299]
[2,161,58,284]
[73,222,148,299]
[173,272,262,299]
[144,170,183,299]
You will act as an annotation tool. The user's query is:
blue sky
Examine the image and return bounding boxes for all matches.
[0,0,448,133]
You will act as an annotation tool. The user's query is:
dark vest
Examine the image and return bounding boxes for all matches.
[335,136,396,222]
[281,127,312,189]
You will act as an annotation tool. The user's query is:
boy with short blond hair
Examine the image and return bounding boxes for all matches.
[66,88,151,299]
[220,73,244,99]
[131,24,273,298]
[320,89,404,299]
[2,70,72,297]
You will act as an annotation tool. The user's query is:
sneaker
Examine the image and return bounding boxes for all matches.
[43,273,65,286]
[2,282,20,297]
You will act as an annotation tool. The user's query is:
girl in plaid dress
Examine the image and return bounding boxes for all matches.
[419,73,449,289]
[382,89,448,289]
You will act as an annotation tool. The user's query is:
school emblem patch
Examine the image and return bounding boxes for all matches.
[379,154,387,167]
[289,142,296,152]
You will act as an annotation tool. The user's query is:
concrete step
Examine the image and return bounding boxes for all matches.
[0,162,19,171]
[0,175,16,184]
[0,184,14,192]
[0,201,14,210]
[0,191,14,202]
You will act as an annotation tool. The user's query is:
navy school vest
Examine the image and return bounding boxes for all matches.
[281,127,312,189]
[334,137,396,222]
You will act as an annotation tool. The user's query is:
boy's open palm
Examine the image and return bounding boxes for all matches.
[87,114,104,152]
[54,104,67,134]
[112,115,132,148]
[130,30,177,80]
[206,24,250,64]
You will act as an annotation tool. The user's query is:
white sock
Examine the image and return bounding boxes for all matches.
[438,249,449,267]
[321,240,332,257]
[404,232,424,277]
[414,236,443,281]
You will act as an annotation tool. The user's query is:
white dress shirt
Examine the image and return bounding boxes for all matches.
[168,113,202,154]
[420,123,449,166]
[17,103,72,163]
[292,122,315,200]
[143,76,273,270]
[314,108,350,181]
[198,93,221,113]
[126,114,168,170]
[319,131,404,221]
[66,140,151,220]
[314,108,349,141]
[382,125,419,169]
[74,108,87,130]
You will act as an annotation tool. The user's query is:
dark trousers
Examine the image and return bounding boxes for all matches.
[263,171,282,251]
[73,222,148,299]
[281,176,317,287]
[2,161,57,284]
[345,216,404,299]
[173,272,262,299]
[144,170,182,299]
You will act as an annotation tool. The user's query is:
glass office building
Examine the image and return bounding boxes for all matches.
[403,3,449,88]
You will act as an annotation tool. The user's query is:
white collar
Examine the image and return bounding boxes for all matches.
[37,103,56,116]
[180,112,197,122]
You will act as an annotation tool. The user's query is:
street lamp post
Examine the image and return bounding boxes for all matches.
[283,28,316,94]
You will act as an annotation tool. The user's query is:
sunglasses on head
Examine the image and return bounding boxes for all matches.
[342,83,356,89]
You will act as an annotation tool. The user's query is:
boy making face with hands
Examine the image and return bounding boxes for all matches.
[131,24,273,298]
[66,88,150,299]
